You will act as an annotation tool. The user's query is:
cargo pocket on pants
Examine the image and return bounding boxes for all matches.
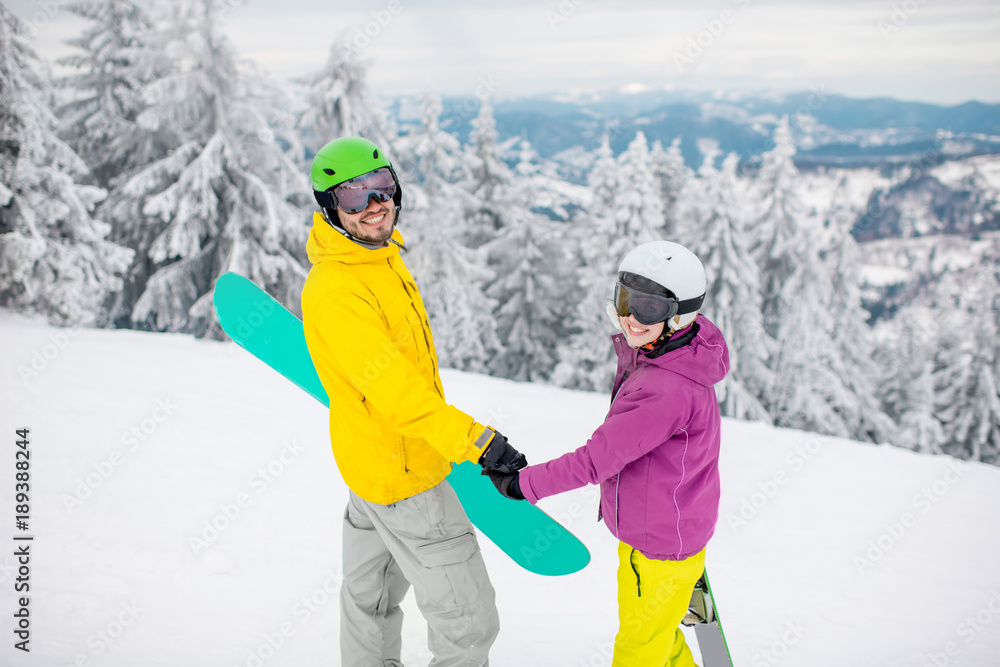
[415,532,477,567]
[413,532,483,609]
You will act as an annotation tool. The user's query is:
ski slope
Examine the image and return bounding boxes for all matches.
[2,312,999,667]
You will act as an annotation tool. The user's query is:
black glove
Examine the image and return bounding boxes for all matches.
[487,470,524,501]
[478,430,527,474]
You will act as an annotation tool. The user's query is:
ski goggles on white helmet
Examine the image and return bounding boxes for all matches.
[613,272,705,326]
[329,167,397,214]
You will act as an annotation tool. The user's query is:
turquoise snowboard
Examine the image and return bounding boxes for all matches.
[213,272,590,576]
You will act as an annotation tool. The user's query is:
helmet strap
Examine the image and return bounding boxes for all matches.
[319,209,379,249]
[321,207,403,251]
[676,294,705,316]
[666,314,690,333]
[314,189,336,210]
[322,207,340,227]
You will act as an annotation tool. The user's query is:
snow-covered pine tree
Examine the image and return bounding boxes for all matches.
[463,97,510,248]
[752,117,806,340]
[823,180,896,442]
[683,152,772,421]
[56,0,162,188]
[613,131,666,246]
[57,0,177,327]
[504,139,585,224]
[751,118,870,436]
[875,306,945,455]
[0,6,133,325]
[295,39,389,159]
[650,136,691,236]
[395,93,499,372]
[67,1,182,328]
[108,0,307,336]
[930,261,1000,463]
[766,253,859,437]
[552,135,621,391]
[484,141,576,382]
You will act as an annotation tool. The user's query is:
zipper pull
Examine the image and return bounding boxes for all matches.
[630,549,642,598]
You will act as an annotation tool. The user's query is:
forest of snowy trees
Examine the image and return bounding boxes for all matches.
[2,0,998,466]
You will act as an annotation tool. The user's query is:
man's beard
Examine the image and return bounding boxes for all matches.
[354,224,393,244]
[342,207,395,244]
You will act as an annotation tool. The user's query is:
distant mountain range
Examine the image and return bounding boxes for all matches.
[389,89,1000,169]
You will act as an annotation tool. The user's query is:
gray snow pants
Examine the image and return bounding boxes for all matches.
[340,479,500,667]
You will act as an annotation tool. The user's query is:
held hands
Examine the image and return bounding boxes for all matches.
[478,430,527,475]
[486,470,524,501]
[478,430,527,501]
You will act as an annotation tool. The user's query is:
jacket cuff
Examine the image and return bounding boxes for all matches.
[518,466,540,505]
[470,425,495,462]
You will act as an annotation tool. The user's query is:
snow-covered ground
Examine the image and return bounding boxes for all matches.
[2,312,1000,667]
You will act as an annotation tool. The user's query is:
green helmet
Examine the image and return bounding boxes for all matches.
[310,137,402,220]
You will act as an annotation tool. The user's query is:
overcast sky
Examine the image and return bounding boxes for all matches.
[9,0,1000,104]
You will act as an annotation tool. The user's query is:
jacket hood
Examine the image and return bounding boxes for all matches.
[306,211,406,266]
[615,314,730,388]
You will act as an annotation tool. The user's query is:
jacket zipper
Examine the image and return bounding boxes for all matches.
[609,366,631,541]
[629,548,641,597]
[399,434,408,473]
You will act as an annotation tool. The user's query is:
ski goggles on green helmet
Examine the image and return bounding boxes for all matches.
[321,167,397,214]
[613,272,705,325]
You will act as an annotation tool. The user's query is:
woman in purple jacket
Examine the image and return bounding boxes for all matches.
[487,241,730,666]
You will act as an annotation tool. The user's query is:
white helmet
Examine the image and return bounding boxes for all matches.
[617,241,707,331]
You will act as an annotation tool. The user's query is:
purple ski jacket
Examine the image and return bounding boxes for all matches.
[519,315,730,561]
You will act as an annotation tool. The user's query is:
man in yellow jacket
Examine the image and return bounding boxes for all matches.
[302,136,524,667]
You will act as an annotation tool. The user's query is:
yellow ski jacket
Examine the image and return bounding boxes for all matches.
[301,212,494,504]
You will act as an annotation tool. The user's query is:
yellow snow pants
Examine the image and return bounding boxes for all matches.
[613,541,707,667]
